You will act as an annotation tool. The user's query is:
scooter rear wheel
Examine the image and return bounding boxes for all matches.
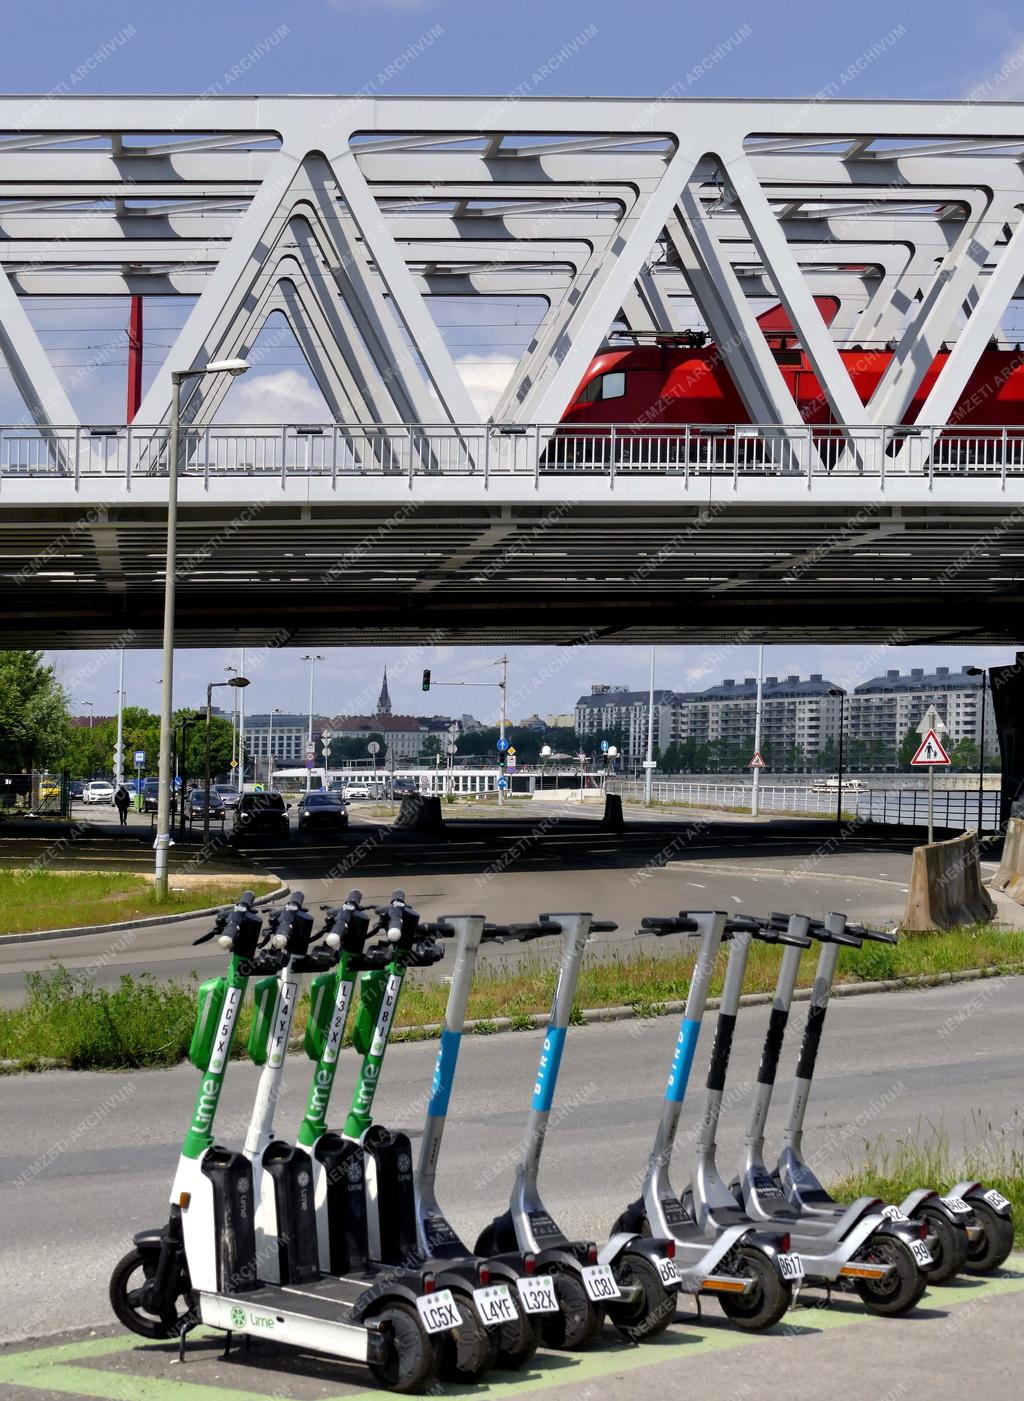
[108,1247,196,1340]
[605,1252,676,1340]
[539,1264,605,1350]
[964,1199,1015,1274]
[494,1311,539,1370]
[365,1300,442,1394]
[851,1236,928,1316]
[915,1205,968,1283]
[717,1246,791,1331]
[437,1286,499,1382]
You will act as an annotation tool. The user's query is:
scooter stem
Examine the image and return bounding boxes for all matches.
[743,915,811,1162]
[781,912,847,1155]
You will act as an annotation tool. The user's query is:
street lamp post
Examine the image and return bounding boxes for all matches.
[81,700,95,729]
[302,654,325,793]
[176,711,199,840]
[154,357,248,897]
[267,707,283,788]
[540,743,552,793]
[828,687,846,826]
[203,675,249,843]
[965,667,987,832]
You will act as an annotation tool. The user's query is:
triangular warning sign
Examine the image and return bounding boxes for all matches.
[910,730,951,766]
[749,751,767,769]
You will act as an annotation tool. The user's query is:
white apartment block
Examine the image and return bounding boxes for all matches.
[849,666,996,755]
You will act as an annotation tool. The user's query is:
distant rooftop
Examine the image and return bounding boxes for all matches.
[854,666,981,695]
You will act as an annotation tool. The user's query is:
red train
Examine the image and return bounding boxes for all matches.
[559,299,1024,430]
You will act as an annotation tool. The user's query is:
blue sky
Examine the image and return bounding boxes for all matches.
[12,0,1023,718]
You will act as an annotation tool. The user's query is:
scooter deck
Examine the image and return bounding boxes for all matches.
[199,1279,382,1363]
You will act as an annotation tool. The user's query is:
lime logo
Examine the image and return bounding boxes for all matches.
[230,1306,247,1327]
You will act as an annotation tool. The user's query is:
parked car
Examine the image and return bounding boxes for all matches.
[297,791,349,832]
[141,778,169,813]
[232,790,290,838]
[341,784,373,800]
[69,780,85,799]
[213,784,242,810]
[391,778,418,797]
[82,781,115,804]
[187,789,226,823]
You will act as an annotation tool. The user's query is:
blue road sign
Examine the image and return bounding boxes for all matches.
[600,740,609,753]
[497,775,508,789]
[496,738,510,752]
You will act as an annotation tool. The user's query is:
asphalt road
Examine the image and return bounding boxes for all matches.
[0,808,957,1005]
[1,975,1020,1350]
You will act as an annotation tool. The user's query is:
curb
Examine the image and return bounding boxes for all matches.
[0,881,290,945]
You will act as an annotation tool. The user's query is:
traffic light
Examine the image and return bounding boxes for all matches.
[422,669,431,692]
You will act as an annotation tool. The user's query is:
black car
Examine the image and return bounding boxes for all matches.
[232,790,290,838]
[187,789,226,823]
[69,780,85,799]
[297,791,349,832]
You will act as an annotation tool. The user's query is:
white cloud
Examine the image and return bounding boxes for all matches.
[222,369,330,425]
[455,353,515,417]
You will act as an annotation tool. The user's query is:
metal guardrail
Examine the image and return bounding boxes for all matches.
[3,422,1024,486]
[608,778,1000,830]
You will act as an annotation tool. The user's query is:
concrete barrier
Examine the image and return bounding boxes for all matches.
[900,830,997,931]
[990,815,1024,903]
[393,794,445,834]
[600,793,625,832]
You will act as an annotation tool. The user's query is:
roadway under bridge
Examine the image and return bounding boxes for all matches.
[1,95,1024,646]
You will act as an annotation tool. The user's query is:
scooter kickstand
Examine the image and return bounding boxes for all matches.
[221,1331,232,1360]
[177,1327,188,1364]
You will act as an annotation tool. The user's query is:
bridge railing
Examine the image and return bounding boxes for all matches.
[2,422,1024,484]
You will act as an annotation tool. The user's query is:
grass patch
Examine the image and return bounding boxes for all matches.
[832,1123,1024,1245]
[0,871,278,936]
[3,923,1022,1070]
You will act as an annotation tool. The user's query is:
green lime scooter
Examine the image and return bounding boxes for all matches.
[109,892,445,1393]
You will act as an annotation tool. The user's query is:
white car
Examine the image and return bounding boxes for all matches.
[82,781,115,804]
[342,784,372,800]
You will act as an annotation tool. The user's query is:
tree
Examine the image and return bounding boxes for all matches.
[420,734,444,759]
[950,736,980,772]
[897,725,920,771]
[0,651,70,770]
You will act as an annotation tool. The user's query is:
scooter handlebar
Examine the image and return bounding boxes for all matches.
[637,915,700,936]
[483,921,552,943]
[846,923,898,945]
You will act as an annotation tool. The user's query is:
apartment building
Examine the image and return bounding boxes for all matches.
[849,666,996,755]
[574,684,687,761]
[677,674,843,757]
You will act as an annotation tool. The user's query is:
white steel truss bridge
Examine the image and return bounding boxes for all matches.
[2,95,1024,646]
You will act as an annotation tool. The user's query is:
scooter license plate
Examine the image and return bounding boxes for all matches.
[881,1205,909,1222]
[940,1195,971,1216]
[655,1255,681,1287]
[778,1253,804,1282]
[581,1263,621,1302]
[516,1275,559,1314]
[983,1189,1011,1211]
[473,1284,518,1327]
[909,1240,933,1268]
[415,1289,461,1334]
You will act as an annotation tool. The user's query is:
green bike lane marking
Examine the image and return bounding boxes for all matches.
[2,1262,1022,1401]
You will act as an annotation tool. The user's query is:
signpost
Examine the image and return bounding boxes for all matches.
[367,739,380,793]
[912,708,951,843]
[748,749,766,818]
[133,749,145,809]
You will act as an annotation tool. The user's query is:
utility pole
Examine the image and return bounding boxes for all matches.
[498,653,507,804]
[115,650,125,788]
[302,654,325,793]
[237,647,246,789]
[643,646,656,806]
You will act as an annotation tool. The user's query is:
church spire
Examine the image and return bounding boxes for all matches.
[376,666,392,717]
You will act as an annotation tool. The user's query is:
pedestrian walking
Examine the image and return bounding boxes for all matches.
[114,784,131,827]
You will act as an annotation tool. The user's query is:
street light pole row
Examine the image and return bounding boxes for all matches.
[154,358,249,897]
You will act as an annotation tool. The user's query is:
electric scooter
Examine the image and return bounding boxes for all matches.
[369,913,568,1369]
[773,910,1014,1275]
[475,912,685,1348]
[297,890,500,1383]
[612,910,801,1330]
[109,892,446,1393]
[683,909,935,1315]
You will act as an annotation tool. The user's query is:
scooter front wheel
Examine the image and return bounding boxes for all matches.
[539,1264,605,1350]
[914,1205,968,1283]
[364,1300,442,1394]
[717,1246,791,1331]
[108,1247,196,1340]
[605,1252,676,1340]
[852,1236,927,1316]
[436,1286,499,1382]
[964,1199,1015,1274]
